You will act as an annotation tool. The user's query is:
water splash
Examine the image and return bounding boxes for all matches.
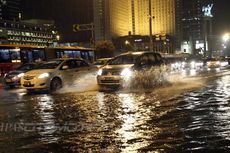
[122,66,171,90]
[58,65,206,93]
[58,71,99,93]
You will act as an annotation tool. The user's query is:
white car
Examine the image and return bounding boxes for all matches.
[21,58,96,93]
[93,58,112,68]
[97,52,164,89]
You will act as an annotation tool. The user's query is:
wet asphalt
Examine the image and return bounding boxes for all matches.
[0,67,230,152]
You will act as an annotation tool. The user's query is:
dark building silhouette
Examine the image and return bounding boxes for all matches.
[176,0,214,54]
[21,0,93,43]
[0,0,21,20]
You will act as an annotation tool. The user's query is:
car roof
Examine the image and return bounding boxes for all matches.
[119,51,161,57]
[97,58,112,61]
[54,57,84,61]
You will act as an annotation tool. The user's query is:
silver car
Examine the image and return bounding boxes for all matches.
[93,58,112,68]
[97,51,163,89]
[21,58,96,93]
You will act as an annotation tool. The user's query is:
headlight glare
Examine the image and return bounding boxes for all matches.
[38,73,50,79]
[120,68,132,77]
[17,73,25,78]
[97,69,103,75]
[190,61,196,68]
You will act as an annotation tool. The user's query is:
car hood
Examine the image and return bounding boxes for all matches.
[25,69,55,76]
[7,70,24,76]
[102,64,134,71]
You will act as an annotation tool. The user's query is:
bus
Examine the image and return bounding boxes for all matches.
[0,44,95,75]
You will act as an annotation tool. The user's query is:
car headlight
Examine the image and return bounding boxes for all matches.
[17,73,25,78]
[216,61,220,65]
[97,69,103,75]
[190,61,195,67]
[120,68,132,77]
[38,73,50,79]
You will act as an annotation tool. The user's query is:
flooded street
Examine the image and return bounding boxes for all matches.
[1,68,230,152]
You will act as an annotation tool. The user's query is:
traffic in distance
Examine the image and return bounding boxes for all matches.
[2,51,230,93]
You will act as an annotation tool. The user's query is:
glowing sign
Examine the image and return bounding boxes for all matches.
[134,39,142,42]
[202,4,213,17]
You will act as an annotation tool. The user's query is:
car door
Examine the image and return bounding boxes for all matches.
[134,54,150,70]
[60,59,77,84]
[72,59,93,79]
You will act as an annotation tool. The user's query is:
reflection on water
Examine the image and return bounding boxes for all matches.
[116,93,150,152]
[1,70,230,152]
[36,95,59,143]
[177,74,230,152]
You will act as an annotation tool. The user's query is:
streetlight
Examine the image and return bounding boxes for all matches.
[223,33,229,42]
[56,35,60,41]
[222,33,230,58]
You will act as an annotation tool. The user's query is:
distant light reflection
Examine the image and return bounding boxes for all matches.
[190,69,197,76]
[116,93,149,152]
[212,76,230,139]
[97,92,105,112]
[37,94,58,142]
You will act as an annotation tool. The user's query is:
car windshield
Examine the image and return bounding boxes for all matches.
[38,60,63,69]
[108,55,138,65]
[16,64,35,71]
[94,60,107,65]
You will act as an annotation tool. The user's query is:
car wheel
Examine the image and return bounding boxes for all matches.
[98,85,119,92]
[98,85,105,92]
[27,89,35,94]
[50,78,62,93]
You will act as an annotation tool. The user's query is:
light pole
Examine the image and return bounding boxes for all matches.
[149,0,154,52]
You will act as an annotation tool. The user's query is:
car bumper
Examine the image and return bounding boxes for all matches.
[21,78,50,89]
[207,64,220,68]
[4,78,20,86]
[97,75,122,86]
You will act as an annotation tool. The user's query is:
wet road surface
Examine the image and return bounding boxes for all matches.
[1,68,230,152]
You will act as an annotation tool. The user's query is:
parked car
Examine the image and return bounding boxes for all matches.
[206,58,221,68]
[93,58,112,68]
[4,63,39,88]
[97,51,164,89]
[21,58,96,93]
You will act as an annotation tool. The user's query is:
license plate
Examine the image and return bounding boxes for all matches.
[104,77,114,80]
[107,72,112,76]
[5,79,12,83]
[24,81,31,85]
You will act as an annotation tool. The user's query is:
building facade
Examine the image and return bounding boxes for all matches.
[0,19,58,46]
[94,0,176,42]
[177,0,214,55]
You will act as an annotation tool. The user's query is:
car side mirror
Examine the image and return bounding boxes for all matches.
[62,65,69,70]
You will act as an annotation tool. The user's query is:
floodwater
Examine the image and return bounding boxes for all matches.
[0,68,230,152]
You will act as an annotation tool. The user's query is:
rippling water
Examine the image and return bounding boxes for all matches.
[0,70,230,152]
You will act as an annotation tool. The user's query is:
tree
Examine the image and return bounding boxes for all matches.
[95,40,115,58]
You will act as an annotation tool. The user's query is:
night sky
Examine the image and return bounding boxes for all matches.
[21,0,93,43]
[212,0,230,35]
[21,0,230,42]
